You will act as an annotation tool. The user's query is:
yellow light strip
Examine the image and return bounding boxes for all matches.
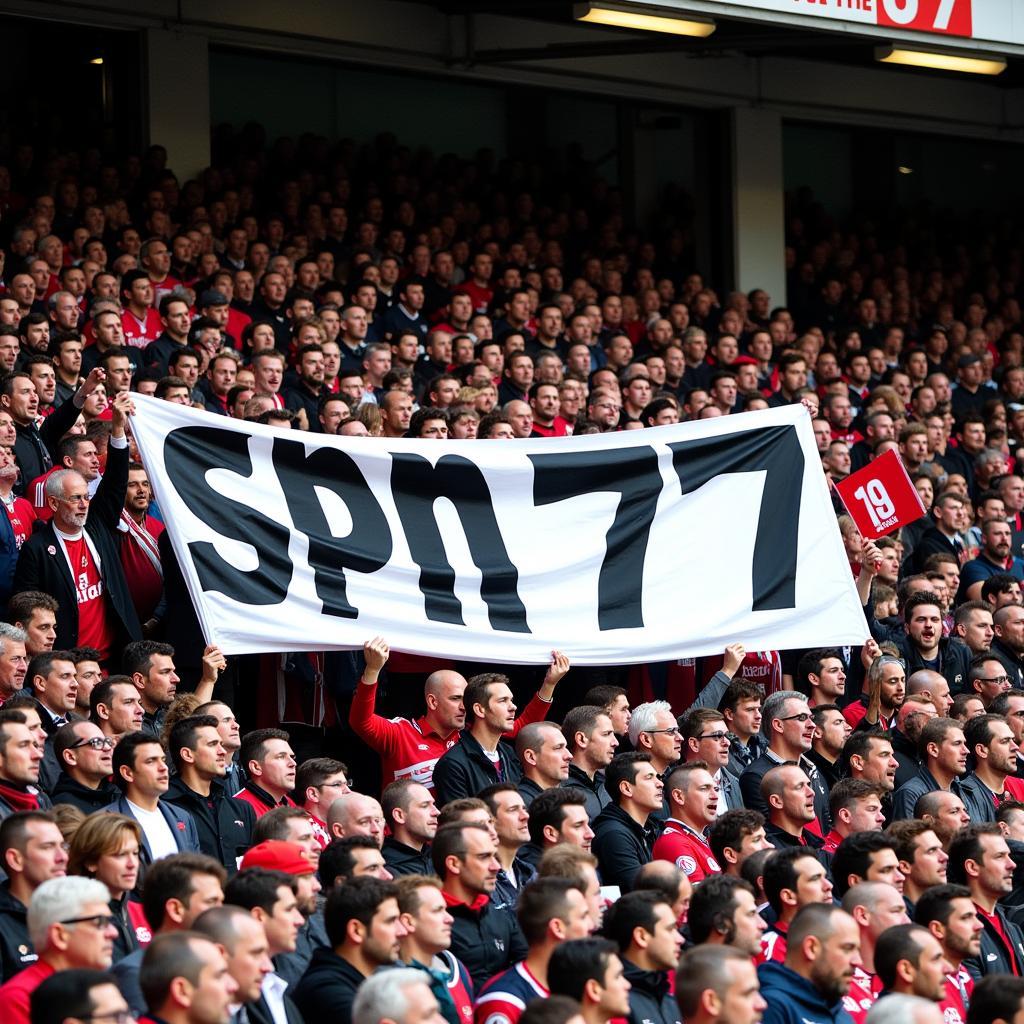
[574,3,715,38]
[876,44,1006,76]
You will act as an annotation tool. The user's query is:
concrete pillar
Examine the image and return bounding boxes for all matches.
[145,28,211,182]
[731,107,786,309]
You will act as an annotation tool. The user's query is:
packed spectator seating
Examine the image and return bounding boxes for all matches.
[1,125,1024,1024]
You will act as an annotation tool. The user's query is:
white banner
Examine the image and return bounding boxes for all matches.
[128,396,868,664]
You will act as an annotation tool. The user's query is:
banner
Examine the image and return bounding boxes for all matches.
[128,396,869,664]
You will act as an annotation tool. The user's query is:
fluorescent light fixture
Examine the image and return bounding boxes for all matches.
[90,57,104,65]
[574,2,715,38]
[875,44,1005,76]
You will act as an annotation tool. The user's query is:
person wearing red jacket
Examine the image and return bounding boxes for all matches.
[349,638,569,794]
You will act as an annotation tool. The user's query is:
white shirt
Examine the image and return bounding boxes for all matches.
[126,799,179,862]
[261,972,290,1024]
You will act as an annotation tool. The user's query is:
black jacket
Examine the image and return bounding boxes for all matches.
[591,803,657,891]
[622,959,680,1024]
[51,773,119,814]
[562,764,611,823]
[964,903,1024,980]
[892,766,963,821]
[446,894,527,991]
[12,440,142,653]
[382,837,433,877]
[291,947,366,1024]
[0,883,33,982]
[11,391,81,495]
[164,775,256,874]
[956,773,999,824]
[246,988,305,1024]
[433,730,523,807]
[110,895,141,964]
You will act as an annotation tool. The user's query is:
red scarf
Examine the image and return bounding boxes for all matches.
[0,780,40,813]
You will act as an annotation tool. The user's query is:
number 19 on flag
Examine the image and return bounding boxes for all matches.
[834,448,928,541]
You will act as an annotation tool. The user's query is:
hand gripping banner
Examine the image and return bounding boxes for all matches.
[129,396,869,663]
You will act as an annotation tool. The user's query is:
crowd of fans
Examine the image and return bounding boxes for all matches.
[0,126,1023,1024]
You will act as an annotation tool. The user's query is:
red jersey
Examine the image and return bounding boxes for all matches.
[60,532,114,658]
[841,967,882,1024]
[27,467,61,522]
[757,925,787,965]
[530,417,572,438]
[0,958,55,1024]
[939,967,971,1024]
[233,783,297,819]
[2,495,35,549]
[651,819,721,881]
[474,961,547,1024]
[121,308,163,349]
[349,680,552,792]
[822,829,844,855]
[459,282,494,315]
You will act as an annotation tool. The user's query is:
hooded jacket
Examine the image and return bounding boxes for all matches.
[963,902,1024,980]
[757,960,855,1024]
[444,891,528,991]
[563,764,611,822]
[622,959,680,1024]
[591,803,657,891]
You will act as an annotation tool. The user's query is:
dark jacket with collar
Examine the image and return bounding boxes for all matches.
[591,802,657,891]
[492,856,537,916]
[562,764,611,822]
[866,608,971,693]
[245,991,305,1024]
[0,883,34,982]
[892,766,962,821]
[516,776,545,808]
[103,793,202,865]
[956,772,1000,824]
[291,946,366,1024]
[757,960,854,1024]
[432,729,522,807]
[964,903,1024,981]
[164,775,256,874]
[51,772,118,814]
[622,959,680,1024]
[382,836,433,877]
[12,440,142,651]
[445,893,528,991]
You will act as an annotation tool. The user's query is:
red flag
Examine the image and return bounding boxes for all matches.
[834,448,927,540]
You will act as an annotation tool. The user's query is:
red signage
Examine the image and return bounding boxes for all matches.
[875,0,973,37]
[833,448,928,541]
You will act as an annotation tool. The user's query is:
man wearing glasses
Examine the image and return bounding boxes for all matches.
[739,691,831,835]
[680,708,743,814]
[966,656,1014,710]
[628,701,683,823]
[12,389,141,663]
[0,875,117,1024]
[50,722,117,815]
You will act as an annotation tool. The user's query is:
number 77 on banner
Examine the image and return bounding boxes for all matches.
[833,447,928,541]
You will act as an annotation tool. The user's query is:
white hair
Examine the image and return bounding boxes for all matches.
[866,994,940,1024]
[28,876,110,950]
[628,700,673,747]
[353,968,433,1024]
[44,468,79,500]
[0,622,27,657]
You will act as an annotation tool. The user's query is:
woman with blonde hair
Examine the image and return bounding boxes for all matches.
[68,813,146,961]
